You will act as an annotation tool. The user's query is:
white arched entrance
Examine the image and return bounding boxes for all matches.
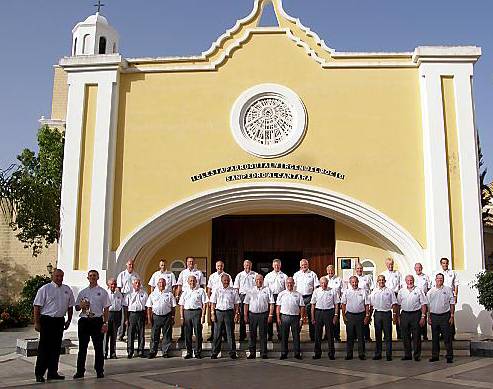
[110,183,424,276]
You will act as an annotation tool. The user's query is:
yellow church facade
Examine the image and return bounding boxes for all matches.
[47,1,486,331]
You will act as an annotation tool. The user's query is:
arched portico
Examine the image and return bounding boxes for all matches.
[111,183,425,276]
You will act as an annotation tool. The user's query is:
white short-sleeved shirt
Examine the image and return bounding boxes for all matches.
[432,269,459,291]
[33,282,75,318]
[310,287,340,310]
[207,271,232,292]
[107,289,124,312]
[116,270,141,294]
[414,273,430,295]
[210,287,240,310]
[341,288,369,314]
[148,270,176,292]
[233,270,257,295]
[327,276,343,296]
[145,290,176,316]
[179,288,208,310]
[76,285,111,318]
[276,290,305,315]
[397,286,427,312]
[427,286,455,314]
[356,274,374,292]
[293,270,320,296]
[264,270,288,295]
[370,287,397,312]
[244,286,274,314]
[125,289,148,312]
[177,268,206,291]
[380,270,402,293]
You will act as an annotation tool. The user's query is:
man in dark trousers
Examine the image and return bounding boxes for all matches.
[124,278,148,358]
[33,269,74,383]
[73,270,111,379]
[105,278,123,359]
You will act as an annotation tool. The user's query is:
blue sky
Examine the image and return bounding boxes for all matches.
[0,0,491,181]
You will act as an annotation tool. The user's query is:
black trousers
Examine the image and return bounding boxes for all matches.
[431,312,453,359]
[212,309,236,357]
[249,311,269,356]
[314,308,335,357]
[374,311,392,357]
[127,311,145,354]
[104,311,121,357]
[268,294,280,339]
[303,295,315,340]
[76,317,104,375]
[346,312,365,358]
[280,314,301,355]
[401,310,421,358]
[239,294,247,340]
[150,313,173,354]
[35,315,65,377]
[184,309,203,356]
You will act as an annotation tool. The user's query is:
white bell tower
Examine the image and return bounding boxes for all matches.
[71,4,119,56]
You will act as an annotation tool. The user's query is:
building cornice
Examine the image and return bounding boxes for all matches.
[59,54,127,73]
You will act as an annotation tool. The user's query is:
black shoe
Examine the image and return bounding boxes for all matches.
[148,353,156,359]
[35,376,45,383]
[446,357,453,363]
[139,353,146,358]
[423,337,428,341]
[117,336,124,341]
[239,337,247,342]
[268,336,273,341]
[312,354,321,360]
[261,355,268,359]
[73,372,84,379]
[359,355,366,360]
[309,337,315,342]
[414,356,421,362]
[127,353,133,359]
[184,354,193,359]
[247,354,256,359]
[280,354,287,360]
[328,354,335,360]
[373,355,382,360]
[386,356,392,361]
[96,373,104,379]
[401,356,412,361]
[366,338,372,342]
[178,336,184,341]
[230,353,237,360]
[195,354,202,359]
[47,373,65,380]
[207,336,213,342]
[345,355,353,360]
[211,354,218,359]
[335,338,342,342]
[294,354,302,360]
[104,354,108,360]
[429,357,439,362]
[110,354,118,359]
[162,353,170,358]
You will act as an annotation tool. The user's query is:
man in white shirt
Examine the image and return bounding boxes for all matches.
[104,278,123,359]
[293,258,320,341]
[210,274,241,359]
[206,260,232,341]
[414,263,430,341]
[276,277,305,360]
[264,258,288,341]
[427,273,455,363]
[381,258,402,339]
[244,274,274,359]
[326,265,343,342]
[124,278,148,358]
[116,259,140,340]
[311,276,340,360]
[179,275,208,359]
[146,278,176,359]
[148,259,176,293]
[370,275,398,361]
[234,259,257,341]
[33,269,74,383]
[341,276,370,360]
[355,263,374,342]
[73,270,111,380]
[397,275,427,361]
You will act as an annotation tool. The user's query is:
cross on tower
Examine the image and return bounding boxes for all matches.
[94,0,105,13]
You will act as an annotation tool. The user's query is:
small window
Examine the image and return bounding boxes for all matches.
[99,36,107,54]
[83,34,91,54]
[73,38,78,55]
[361,259,376,279]
[170,260,185,280]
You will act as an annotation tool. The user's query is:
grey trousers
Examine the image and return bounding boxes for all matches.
[346,312,365,358]
[401,310,421,358]
[127,311,145,354]
[184,309,203,356]
[212,309,236,356]
[431,312,453,359]
[314,308,335,356]
[104,310,121,357]
[249,311,269,356]
[150,313,172,354]
[303,295,315,340]
[374,311,392,357]
[280,314,301,355]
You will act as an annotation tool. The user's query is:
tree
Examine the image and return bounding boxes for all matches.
[479,136,493,226]
[0,125,64,256]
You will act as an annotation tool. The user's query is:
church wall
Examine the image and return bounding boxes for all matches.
[51,67,68,121]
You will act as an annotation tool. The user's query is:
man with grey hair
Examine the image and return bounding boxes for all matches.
[264,258,287,341]
[414,263,430,340]
[206,260,232,342]
[104,278,123,359]
[381,258,402,339]
[355,262,374,342]
[116,259,140,340]
[326,265,342,342]
[124,278,148,358]
[234,259,257,341]
[293,258,319,341]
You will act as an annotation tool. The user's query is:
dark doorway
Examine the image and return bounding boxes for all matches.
[244,251,302,277]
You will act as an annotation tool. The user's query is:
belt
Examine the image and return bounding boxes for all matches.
[40,315,64,319]
[216,309,233,312]
[430,312,450,316]
[250,311,269,315]
[402,310,421,314]
[80,316,103,320]
[347,311,365,315]
[374,310,392,313]
[302,294,312,298]
[185,308,202,311]
[153,312,172,317]
[315,308,335,311]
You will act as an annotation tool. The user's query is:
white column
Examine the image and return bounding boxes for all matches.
[419,64,452,271]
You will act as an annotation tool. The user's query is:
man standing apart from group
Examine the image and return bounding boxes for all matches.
[293,258,319,341]
[264,259,288,341]
[234,259,257,341]
[244,274,274,359]
[326,265,343,342]
[414,263,430,340]
[381,258,402,339]
[73,270,111,380]
[33,269,74,383]
[116,260,140,340]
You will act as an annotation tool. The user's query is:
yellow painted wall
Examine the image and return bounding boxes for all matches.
[112,32,426,251]
[51,67,68,120]
[441,77,464,270]
[74,85,98,270]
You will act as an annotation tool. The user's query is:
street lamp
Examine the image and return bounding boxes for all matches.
[46,262,53,275]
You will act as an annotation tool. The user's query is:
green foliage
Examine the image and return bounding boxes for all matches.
[20,274,51,305]
[0,302,31,330]
[0,126,64,256]
[473,271,493,311]
[478,136,493,225]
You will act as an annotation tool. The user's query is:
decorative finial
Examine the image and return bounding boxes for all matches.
[94,0,105,13]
